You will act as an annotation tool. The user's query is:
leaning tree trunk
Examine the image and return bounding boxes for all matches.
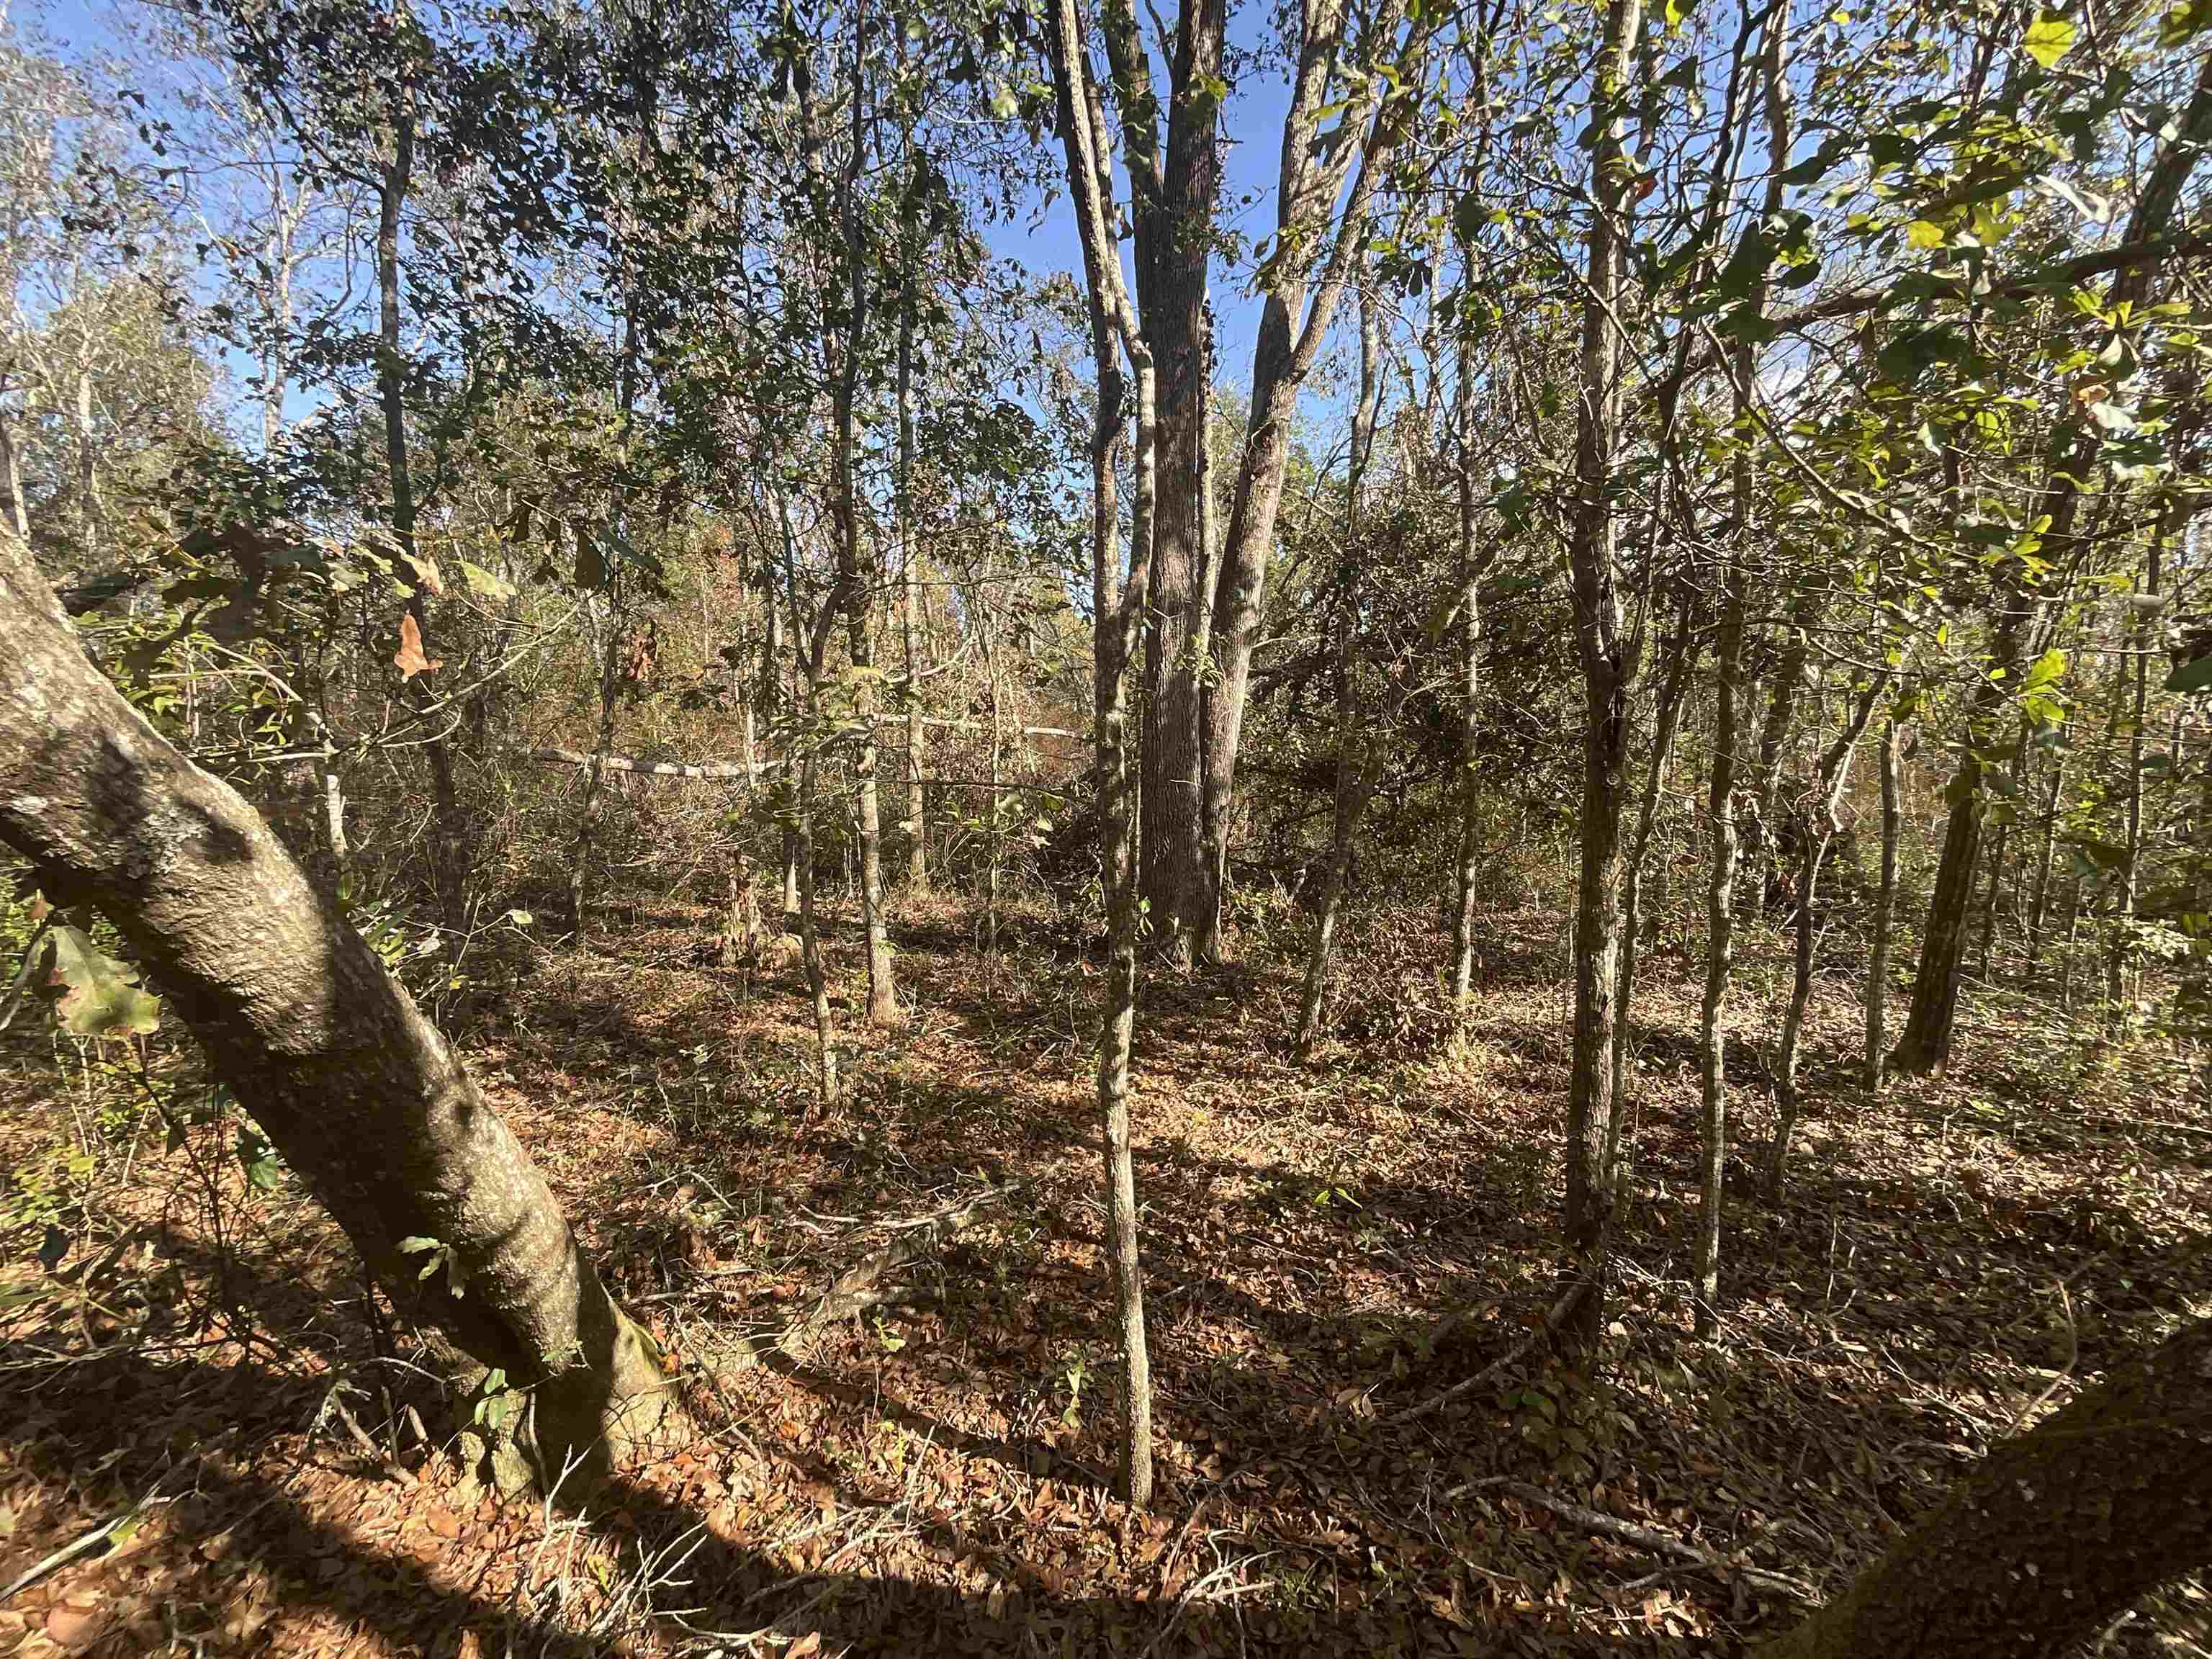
[0,538,665,1480]
[1753,1316,2212,1659]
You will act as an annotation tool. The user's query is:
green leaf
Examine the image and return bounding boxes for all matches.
[2022,648,2069,692]
[45,927,160,1040]
[2164,653,2212,693]
[1906,220,1945,249]
[2023,12,2077,67]
[2162,0,2212,45]
[459,560,516,601]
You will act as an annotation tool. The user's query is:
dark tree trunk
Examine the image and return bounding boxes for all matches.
[376,101,465,930]
[0,540,665,1483]
[1754,1318,2212,1659]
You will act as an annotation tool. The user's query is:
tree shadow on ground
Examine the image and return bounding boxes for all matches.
[0,1339,1645,1657]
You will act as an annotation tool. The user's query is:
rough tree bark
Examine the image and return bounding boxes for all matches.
[0,536,666,1483]
[1560,0,1643,1357]
[1096,0,1223,961]
[1753,1316,2212,1659]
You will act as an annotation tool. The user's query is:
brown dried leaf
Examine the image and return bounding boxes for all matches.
[395,613,442,680]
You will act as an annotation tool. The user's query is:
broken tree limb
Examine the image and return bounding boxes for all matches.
[530,747,772,781]
[1500,1482,1817,1601]
[1379,1277,1593,1428]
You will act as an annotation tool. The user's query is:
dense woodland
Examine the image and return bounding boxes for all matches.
[1,0,2211,1650]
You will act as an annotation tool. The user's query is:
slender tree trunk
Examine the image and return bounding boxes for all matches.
[1768,675,1886,1197]
[1053,0,1157,1503]
[1560,0,1644,1358]
[2027,745,2066,971]
[0,541,667,1481]
[1894,48,2212,1072]
[570,583,623,952]
[375,99,464,931]
[1449,349,1487,1013]
[897,181,928,898]
[1864,714,1902,1094]
[833,15,897,1026]
[2107,529,2164,1023]
[1611,590,1691,1167]
[1696,559,1747,1336]
[1294,292,1382,1061]
[1753,1317,2212,1659]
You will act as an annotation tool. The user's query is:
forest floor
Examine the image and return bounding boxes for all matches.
[2,889,2210,1657]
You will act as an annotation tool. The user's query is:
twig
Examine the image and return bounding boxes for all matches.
[1379,1279,1593,1427]
[1,1491,162,1602]
[1498,1482,1816,1601]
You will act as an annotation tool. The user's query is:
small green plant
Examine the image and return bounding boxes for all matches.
[397,1233,470,1298]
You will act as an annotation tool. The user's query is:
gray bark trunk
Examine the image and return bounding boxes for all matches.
[1864,714,1902,1094]
[1754,1318,2212,1659]
[0,539,666,1483]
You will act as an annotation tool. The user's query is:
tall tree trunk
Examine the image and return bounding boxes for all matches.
[1611,591,1691,1170]
[1768,674,1887,1198]
[1293,291,1382,1061]
[2026,743,2066,971]
[896,152,928,899]
[0,540,666,1483]
[1894,47,2212,1074]
[1753,1317,2212,1659]
[2106,525,2164,1022]
[376,98,465,931]
[1449,347,1488,1013]
[1560,0,1643,1357]
[1695,558,1747,1337]
[1694,1,1789,1334]
[1053,0,1158,1503]
[1106,0,1225,964]
[1864,712,1902,1094]
[570,581,624,953]
[1193,0,1417,963]
[833,12,897,1025]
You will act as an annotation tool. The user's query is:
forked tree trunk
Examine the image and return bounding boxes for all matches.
[1753,1317,2212,1659]
[0,540,666,1482]
[1864,713,1902,1094]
